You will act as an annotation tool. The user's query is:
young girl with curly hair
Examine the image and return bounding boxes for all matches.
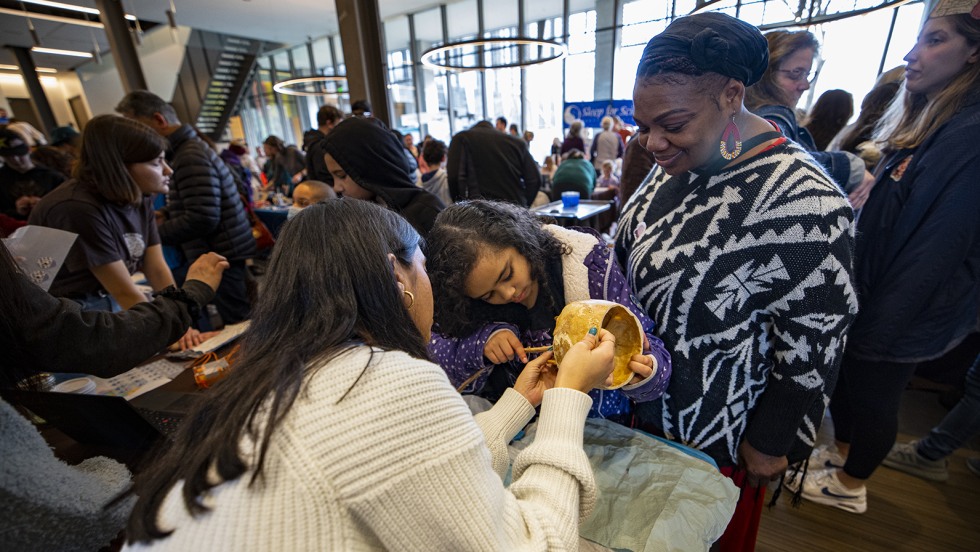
[426,200,671,423]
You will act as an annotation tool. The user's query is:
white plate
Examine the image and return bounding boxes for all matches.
[51,377,97,394]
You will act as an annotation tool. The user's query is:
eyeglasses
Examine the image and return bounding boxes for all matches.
[775,68,815,83]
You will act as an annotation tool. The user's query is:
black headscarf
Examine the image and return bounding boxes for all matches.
[321,117,420,208]
[638,12,769,86]
[321,117,444,235]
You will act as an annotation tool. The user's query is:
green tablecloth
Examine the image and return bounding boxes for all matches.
[466,396,738,551]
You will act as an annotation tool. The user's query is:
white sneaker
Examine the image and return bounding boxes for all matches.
[967,458,980,478]
[809,443,845,469]
[784,468,867,514]
[882,440,948,482]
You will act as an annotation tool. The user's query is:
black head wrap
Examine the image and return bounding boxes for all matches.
[321,117,445,237]
[637,12,769,86]
[321,117,419,205]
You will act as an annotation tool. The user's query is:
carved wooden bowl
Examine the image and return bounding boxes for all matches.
[552,300,643,390]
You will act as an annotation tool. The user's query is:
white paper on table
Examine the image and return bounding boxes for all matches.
[2,225,77,291]
[89,358,189,399]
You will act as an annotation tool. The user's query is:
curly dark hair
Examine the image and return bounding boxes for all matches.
[425,200,569,337]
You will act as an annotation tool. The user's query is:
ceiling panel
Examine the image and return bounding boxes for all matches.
[0,0,454,73]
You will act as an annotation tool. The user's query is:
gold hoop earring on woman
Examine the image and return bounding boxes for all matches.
[403,290,415,310]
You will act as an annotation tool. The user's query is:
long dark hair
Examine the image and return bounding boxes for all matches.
[127,198,428,543]
[425,200,568,338]
[74,115,167,205]
[262,135,285,153]
[838,82,900,154]
[31,146,74,179]
[802,89,853,151]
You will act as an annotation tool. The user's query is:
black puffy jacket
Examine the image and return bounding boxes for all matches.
[159,124,255,262]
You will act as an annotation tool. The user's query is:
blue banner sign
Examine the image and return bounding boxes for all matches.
[562,100,634,128]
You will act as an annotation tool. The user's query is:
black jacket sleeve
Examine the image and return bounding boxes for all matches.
[520,147,542,206]
[8,275,214,378]
[158,143,224,245]
[446,137,465,202]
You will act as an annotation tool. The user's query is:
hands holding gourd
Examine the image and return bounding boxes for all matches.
[513,328,616,407]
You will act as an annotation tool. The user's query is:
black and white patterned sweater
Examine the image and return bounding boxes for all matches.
[615,141,858,466]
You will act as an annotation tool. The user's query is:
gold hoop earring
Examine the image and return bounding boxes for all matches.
[403,290,415,310]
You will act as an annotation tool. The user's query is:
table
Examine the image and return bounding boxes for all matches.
[465,396,738,550]
[254,206,289,238]
[530,199,613,229]
[35,350,225,469]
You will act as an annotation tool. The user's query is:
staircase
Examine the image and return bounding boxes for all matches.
[170,30,264,142]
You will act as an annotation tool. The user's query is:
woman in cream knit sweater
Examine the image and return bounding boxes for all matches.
[124,198,615,551]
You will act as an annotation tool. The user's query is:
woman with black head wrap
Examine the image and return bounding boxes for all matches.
[614,12,857,550]
[321,117,444,236]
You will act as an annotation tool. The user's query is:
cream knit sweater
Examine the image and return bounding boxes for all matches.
[126,347,596,551]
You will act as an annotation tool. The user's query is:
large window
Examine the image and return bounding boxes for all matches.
[447,0,485,134]
[235,0,924,160]
[695,0,925,119]
[237,35,351,153]
[565,10,597,103]
[414,7,452,142]
[524,7,565,164]
[385,16,419,136]
[804,2,924,116]
[483,26,523,133]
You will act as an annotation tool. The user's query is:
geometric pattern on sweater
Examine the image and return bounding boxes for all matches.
[616,142,857,465]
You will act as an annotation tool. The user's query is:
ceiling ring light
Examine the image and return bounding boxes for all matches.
[420,37,567,71]
[272,76,347,96]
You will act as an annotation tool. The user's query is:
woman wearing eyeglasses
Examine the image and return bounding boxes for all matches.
[745,30,875,208]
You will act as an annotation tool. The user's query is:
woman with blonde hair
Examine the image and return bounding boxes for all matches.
[745,30,874,206]
[788,6,980,515]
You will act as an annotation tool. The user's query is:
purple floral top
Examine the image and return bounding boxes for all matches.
[429,226,672,420]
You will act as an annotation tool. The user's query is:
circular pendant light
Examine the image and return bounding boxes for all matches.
[273,76,347,96]
[420,37,567,71]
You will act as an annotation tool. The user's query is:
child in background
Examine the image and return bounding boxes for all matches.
[426,200,671,423]
[288,180,336,219]
[540,156,557,195]
[420,139,450,207]
[597,159,620,192]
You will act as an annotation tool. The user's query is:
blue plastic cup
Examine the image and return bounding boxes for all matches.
[561,191,580,210]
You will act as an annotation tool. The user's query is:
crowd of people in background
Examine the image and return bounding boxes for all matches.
[2,3,979,551]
